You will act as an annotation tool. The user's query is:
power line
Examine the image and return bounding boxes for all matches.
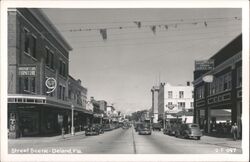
[53,16,241,26]
[64,22,241,39]
[73,32,240,49]
[59,18,241,32]
[70,27,240,44]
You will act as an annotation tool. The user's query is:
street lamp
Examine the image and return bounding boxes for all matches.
[71,103,75,135]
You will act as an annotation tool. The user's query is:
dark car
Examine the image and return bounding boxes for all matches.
[152,123,162,131]
[138,123,152,135]
[163,123,180,136]
[134,123,143,132]
[85,124,101,136]
[175,123,202,140]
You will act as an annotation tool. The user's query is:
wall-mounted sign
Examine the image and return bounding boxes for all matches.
[202,75,214,83]
[45,77,57,94]
[18,66,36,76]
[195,59,214,71]
[166,104,177,110]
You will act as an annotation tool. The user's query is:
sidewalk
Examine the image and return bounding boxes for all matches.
[9,131,86,143]
[201,135,242,149]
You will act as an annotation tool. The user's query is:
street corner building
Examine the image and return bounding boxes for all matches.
[7,8,91,138]
[193,34,242,136]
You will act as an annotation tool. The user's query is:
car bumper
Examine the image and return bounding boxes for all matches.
[85,131,98,135]
[139,131,151,135]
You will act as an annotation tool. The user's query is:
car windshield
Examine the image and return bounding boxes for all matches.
[190,124,198,128]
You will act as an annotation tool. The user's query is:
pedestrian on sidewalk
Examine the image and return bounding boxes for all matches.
[231,123,238,141]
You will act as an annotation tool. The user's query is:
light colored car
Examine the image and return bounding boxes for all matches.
[175,123,202,140]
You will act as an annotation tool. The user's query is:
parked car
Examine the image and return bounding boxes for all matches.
[152,123,162,131]
[85,124,101,136]
[103,124,113,131]
[138,123,152,135]
[175,123,202,140]
[163,123,180,136]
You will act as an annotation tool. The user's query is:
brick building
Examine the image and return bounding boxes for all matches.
[193,34,242,135]
[7,8,90,138]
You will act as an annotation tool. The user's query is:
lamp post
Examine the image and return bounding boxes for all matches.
[71,104,75,135]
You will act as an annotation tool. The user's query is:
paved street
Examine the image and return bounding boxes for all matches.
[8,127,242,154]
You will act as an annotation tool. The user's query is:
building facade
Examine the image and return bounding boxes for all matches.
[193,34,242,135]
[7,8,90,138]
[151,86,159,123]
[158,82,194,121]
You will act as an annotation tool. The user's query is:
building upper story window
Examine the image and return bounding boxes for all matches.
[62,86,65,100]
[58,85,62,99]
[190,102,194,108]
[179,91,184,98]
[237,67,242,87]
[45,48,54,69]
[168,91,173,98]
[19,76,36,94]
[178,102,185,109]
[168,102,173,105]
[31,35,37,58]
[59,60,66,77]
[24,29,30,54]
[223,72,232,91]
[23,29,37,59]
[208,71,232,96]
[196,86,204,100]
[68,90,72,99]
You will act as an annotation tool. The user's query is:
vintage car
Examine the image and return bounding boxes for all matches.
[152,123,162,131]
[138,123,152,135]
[134,122,143,132]
[175,123,202,140]
[163,123,180,136]
[85,124,101,136]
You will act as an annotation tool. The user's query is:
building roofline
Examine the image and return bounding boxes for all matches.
[210,34,242,60]
[28,8,72,51]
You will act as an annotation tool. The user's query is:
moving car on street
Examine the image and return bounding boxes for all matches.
[85,124,101,136]
[175,123,202,140]
[152,123,162,131]
[138,123,152,135]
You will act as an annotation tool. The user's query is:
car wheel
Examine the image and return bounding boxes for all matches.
[197,136,201,140]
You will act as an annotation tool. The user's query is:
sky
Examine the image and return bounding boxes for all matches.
[42,8,241,114]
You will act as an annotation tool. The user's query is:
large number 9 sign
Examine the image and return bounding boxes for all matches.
[45,77,57,94]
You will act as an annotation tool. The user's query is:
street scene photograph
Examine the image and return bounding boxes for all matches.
[4,5,247,157]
